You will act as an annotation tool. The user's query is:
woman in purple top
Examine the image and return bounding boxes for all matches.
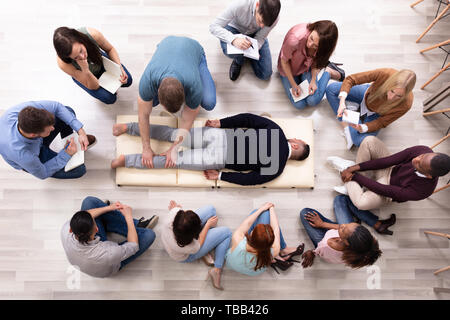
[277,21,345,110]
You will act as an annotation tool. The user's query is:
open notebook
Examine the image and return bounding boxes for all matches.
[99,56,122,94]
[342,109,360,125]
[49,133,84,172]
[226,35,259,60]
[290,79,310,102]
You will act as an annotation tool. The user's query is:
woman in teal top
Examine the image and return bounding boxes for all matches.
[226,202,304,276]
[53,26,132,104]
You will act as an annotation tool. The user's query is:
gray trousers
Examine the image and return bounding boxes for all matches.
[124,122,227,170]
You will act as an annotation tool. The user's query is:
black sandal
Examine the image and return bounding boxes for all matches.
[327,61,346,81]
[375,214,396,235]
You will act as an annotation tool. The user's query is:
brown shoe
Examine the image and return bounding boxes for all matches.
[86,135,97,150]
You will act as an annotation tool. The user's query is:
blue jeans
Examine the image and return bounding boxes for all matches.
[280,69,331,110]
[333,195,378,227]
[325,82,380,146]
[300,204,358,248]
[152,53,216,111]
[247,209,287,250]
[72,51,133,105]
[80,196,156,269]
[183,205,232,269]
[219,25,272,80]
[38,106,86,179]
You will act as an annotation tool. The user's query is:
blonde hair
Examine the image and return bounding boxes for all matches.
[367,69,416,115]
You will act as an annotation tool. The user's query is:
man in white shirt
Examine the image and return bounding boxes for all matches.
[209,0,281,81]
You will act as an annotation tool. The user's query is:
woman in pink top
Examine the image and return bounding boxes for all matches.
[299,206,381,268]
[278,21,344,110]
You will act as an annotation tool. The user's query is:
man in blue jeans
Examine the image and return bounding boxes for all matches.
[0,100,96,179]
[136,35,217,170]
[61,196,158,278]
[209,0,281,81]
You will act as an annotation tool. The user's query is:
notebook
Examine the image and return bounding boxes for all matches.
[290,79,310,102]
[342,109,360,125]
[99,56,122,94]
[226,35,259,60]
[49,133,85,172]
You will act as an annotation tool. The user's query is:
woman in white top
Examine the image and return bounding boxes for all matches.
[226,202,304,276]
[161,201,231,290]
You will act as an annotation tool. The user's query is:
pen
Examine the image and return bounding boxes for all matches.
[245,37,254,49]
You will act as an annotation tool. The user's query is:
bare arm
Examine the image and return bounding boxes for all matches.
[138,96,155,168]
[269,207,281,257]
[56,56,99,90]
[280,58,298,89]
[120,205,138,244]
[231,203,274,248]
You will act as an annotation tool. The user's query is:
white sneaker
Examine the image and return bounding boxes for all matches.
[326,156,356,172]
[334,185,348,195]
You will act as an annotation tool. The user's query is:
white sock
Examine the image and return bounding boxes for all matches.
[344,126,353,150]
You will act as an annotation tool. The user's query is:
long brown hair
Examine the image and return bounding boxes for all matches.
[306,20,338,69]
[53,27,103,66]
[366,69,416,115]
[245,224,274,271]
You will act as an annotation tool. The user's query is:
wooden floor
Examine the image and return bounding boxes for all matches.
[0,0,449,300]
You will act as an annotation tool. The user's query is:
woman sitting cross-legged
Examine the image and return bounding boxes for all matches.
[278,20,345,110]
[226,202,304,276]
[161,201,232,290]
[299,204,382,269]
[53,26,132,105]
[325,68,416,149]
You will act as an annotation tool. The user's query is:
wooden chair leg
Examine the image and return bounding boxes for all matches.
[420,39,450,53]
[416,5,449,43]
[411,0,425,8]
[434,265,450,275]
[423,108,450,116]
[431,133,450,148]
[424,231,450,239]
[421,62,450,89]
[433,183,450,194]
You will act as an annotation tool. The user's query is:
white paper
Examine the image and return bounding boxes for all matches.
[49,133,85,172]
[342,110,360,125]
[98,56,122,94]
[226,35,260,60]
[290,79,310,102]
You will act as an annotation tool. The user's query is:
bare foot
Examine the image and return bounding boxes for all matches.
[208,268,223,290]
[280,247,297,257]
[111,155,125,169]
[326,66,341,81]
[113,123,128,137]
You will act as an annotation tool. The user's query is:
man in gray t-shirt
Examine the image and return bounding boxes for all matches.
[61,196,158,278]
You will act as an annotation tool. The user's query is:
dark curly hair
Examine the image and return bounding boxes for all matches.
[172,210,202,247]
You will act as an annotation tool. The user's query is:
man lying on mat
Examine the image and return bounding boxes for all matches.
[111,113,310,186]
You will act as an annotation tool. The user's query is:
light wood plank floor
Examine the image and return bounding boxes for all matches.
[0,0,449,300]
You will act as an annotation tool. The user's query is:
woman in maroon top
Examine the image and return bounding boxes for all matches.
[277,21,344,110]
